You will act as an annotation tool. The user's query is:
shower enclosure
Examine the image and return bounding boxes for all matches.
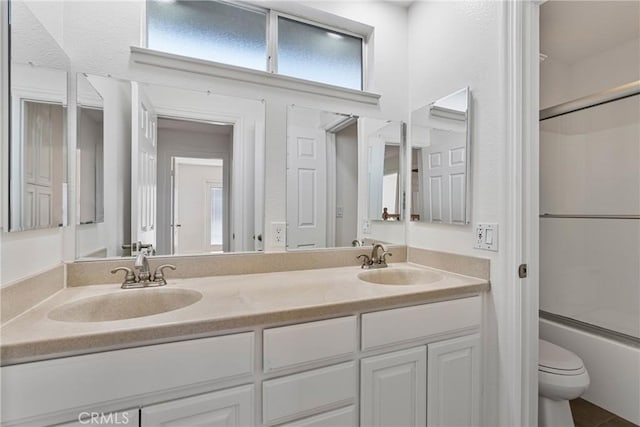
[539,80,640,344]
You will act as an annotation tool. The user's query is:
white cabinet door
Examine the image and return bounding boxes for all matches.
[57,409,139,426]
[427,334,480,427]
[141,384,254,426]
[361,346,427,427]
[280,405,356,427]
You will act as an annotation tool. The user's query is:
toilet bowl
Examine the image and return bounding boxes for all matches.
[538,339,590,427]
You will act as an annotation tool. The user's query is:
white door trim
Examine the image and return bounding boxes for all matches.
[501,1,540,426]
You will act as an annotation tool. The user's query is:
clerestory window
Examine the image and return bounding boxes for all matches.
[146,0,365,90]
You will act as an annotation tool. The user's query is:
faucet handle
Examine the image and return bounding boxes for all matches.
[357,254,371,268]
[111,267,136,287]
[379,251,392,264]
[153,264,176,285]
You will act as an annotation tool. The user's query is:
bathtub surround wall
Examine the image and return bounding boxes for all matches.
[539,2,640,422]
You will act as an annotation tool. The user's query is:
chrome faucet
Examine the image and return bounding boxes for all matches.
[111,252,177,289]
[357,243,392,269]
[134,252,152,285]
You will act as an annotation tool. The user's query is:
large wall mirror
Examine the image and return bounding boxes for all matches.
[411,87,471,224]
[75,74,265,259]
[286,105,405,250]
[6,0,70,232]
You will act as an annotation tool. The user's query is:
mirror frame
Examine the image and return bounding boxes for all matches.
[411,86,471,225]
[1,0,8,230]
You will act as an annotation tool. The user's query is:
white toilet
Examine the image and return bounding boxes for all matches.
[538,339,590,427]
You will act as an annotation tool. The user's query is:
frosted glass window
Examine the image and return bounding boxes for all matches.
[147,0,267,71]
[277,17,363,90]
[210,187,223,246]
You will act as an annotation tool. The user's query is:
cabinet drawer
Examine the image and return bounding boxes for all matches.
[361,296,481,350]
[263,362,356,425]
[142,384,254,426]
[264,316,357,372]
[1,333,254,424]
[279,405,356,427]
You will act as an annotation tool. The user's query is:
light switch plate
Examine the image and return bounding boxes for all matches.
[271,222,286,248]
[362,218,371,234]
[474,223,498,251]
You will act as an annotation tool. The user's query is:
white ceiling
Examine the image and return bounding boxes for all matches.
[540,0,640,64]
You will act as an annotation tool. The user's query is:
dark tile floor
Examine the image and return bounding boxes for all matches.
[571,398,638,427]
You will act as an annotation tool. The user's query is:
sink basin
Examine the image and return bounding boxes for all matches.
[48,288,203,322]
[358,268,443,286]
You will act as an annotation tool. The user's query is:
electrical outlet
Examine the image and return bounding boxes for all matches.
[362,218,371,234]
[474,223,498,251]
[271,222,286,248]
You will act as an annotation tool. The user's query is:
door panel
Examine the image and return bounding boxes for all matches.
[427,334,480,427]
[131,82,158,250]
[361,346,427,427]
[287,126,327,248]
[422,128,467,224]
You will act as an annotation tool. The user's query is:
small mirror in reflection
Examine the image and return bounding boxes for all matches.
[411,87,471,225]
[365,120,404,222]
[77,74,104,229]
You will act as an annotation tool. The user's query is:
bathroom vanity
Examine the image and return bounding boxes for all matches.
[0,253,489,427]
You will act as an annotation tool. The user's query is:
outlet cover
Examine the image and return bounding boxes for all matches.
[362,218,371,234]
[271,222,286,248]
[474,223,498,251]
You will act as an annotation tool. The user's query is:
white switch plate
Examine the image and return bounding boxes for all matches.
[271,222,286,248]
[362,218,371,234]
[474,223,498,251]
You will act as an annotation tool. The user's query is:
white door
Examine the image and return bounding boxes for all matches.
[427,334,480,427]
[141,385,254,426]
[131,82,158,251]
[361,346,427,427]
[422,128,467,224]
[287,124,327,249]
[173,158,223,254]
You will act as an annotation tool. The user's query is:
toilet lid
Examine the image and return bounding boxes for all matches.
[539,339,585,373]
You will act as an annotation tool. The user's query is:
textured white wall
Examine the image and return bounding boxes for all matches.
[407,2,506,425]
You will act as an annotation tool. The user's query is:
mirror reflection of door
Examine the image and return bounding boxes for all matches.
[131,82,158,252]
[286,106,358,249]
[157,118,232,255]
[172,158,224,254]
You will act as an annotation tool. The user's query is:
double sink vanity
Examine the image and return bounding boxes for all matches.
[0,246,490,427]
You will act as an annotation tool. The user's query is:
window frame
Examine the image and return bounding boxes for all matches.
[143,0,369,91]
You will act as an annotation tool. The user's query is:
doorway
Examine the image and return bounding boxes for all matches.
[172,157,224,254]
[156,117,232,255]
